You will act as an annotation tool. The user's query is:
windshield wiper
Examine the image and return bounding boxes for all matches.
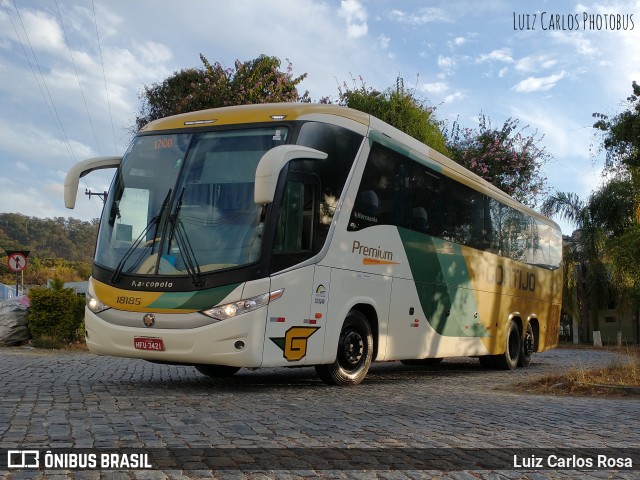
[111,189,172,284]
[167,188,204,286]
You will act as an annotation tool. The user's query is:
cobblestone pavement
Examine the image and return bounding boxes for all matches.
[0,346,638,479]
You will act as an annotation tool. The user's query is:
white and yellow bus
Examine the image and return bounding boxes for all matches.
[65,103,562,385]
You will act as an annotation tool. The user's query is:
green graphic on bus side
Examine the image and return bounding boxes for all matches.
[398,228,489,338]
[146,282,241,310]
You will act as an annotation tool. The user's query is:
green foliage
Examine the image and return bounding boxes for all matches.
[543,114,640,339]
[593,81,640,170]
[27,285,85,343]
[337,77,449,155]
[136,54,308,130]
[0,213,96,284]
[446,115,550,208]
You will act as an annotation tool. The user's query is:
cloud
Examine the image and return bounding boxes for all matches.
[390,7,450,25]
[512,72,566,93]
[18,8,66,55]
[339,0,368,38]
[549,31,597,56]
[421,82,448,94]
[515,55,558,73]
[476,48,513,64]
[377,34,390,49]
[16,161,29,172]
[419,81,463,105]
[437,55,455,72]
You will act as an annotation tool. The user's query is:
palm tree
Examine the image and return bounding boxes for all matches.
[542,192,610,343]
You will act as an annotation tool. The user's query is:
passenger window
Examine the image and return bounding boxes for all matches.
[348,143,410,230]
[452,182,485,249]
[410,163,450,237]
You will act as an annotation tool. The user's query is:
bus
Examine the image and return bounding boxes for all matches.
[64,103,562,386]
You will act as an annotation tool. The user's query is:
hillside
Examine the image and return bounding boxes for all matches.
[0,213,98,284]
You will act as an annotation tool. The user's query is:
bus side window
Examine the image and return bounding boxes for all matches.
[348,143,410,230]
[410,162,447,236]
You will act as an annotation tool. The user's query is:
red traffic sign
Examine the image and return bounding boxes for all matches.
[7,252,28,272]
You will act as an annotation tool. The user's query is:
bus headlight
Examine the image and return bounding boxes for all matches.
[201,289,284,321]
[86,292,110,313]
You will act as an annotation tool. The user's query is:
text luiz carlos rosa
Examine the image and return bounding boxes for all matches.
[514,454,632,469]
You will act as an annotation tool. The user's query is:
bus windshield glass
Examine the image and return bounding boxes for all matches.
[95,127,289,278]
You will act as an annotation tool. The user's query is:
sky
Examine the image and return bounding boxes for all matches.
[1,0,639,236]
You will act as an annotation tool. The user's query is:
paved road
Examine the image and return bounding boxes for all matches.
[0,346,638,479]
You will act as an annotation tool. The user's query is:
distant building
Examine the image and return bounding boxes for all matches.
[0,283,20,301]
[63,281,88,295]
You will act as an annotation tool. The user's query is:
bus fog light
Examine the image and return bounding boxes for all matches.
[234,340,245,350]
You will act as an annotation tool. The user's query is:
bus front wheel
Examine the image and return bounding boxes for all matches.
[315,310,373,386]
[194,365,241,377]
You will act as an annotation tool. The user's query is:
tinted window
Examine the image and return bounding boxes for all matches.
[347,141,561,269]
[348,143,410,230]
[295,122,363,243]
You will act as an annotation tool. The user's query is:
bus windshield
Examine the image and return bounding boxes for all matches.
[95,127,289,278]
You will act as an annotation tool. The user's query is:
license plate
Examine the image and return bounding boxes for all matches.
[134,337,165,351]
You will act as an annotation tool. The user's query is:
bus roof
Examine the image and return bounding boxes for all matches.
[139,103,371,132]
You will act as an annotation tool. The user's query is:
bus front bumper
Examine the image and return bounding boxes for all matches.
[84,307,266,367]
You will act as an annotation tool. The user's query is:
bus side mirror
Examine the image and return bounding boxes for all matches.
[254,145,327,204]
[64,156,122,209]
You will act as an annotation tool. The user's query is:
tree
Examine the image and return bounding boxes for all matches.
[136,54,308,130]
[445,115,551,208]
[542,192,610,342]
[590,83,640,308]
[593,81,640,170]
[337,77,449,155]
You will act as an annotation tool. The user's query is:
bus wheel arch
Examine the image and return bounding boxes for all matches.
[315,307,375,386]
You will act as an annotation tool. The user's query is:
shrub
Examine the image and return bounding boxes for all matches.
[27,284,85,343]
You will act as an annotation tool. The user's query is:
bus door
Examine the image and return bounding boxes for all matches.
[263,172,326,367]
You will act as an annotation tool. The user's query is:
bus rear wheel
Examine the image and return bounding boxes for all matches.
[315,310,373,386]
[194,365,241,377]
[518,323,535,368]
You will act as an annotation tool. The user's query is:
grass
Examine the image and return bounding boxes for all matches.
[522,346,640,396]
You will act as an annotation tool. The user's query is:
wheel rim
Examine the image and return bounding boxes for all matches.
[524,328,534,357]
[338,328,364,371]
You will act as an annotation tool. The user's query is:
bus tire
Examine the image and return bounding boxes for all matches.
[401,358,443,366]
[518,323,535,368]
[315,310,373,386]
[495,320,521,370]
[194,365,241,377]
